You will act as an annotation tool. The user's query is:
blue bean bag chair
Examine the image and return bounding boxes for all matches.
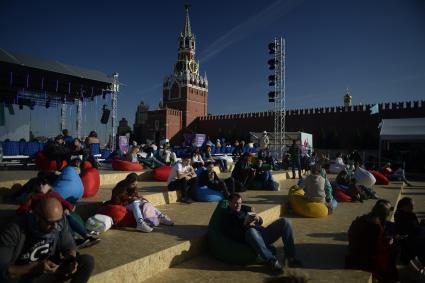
[193,185,224,202]
[54,166,84,203]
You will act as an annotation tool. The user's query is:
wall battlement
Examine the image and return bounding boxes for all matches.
[199,100,424,121]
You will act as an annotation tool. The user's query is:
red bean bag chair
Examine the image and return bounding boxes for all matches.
[97,203,136,227]
[334,188,352,202]
[152,166,172,181]
[369,170,390,185]
[82,160,93,170]
[81,167,100,198]
[112,158,143,171]
[35,151,68,171]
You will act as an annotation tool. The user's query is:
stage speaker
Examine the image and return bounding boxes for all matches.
[100,108,110,124]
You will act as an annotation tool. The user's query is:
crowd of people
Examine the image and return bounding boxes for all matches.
[0,130,422,282]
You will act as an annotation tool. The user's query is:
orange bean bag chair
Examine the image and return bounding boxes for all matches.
[81,167,100,198]
[35,151,68,171]
[152,166,172,181]
[112,158,143,171]
[334,188,352,202]
[97,203,136,227]
[369,170,389,185]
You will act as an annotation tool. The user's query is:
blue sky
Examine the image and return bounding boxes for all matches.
[1,0,424,139]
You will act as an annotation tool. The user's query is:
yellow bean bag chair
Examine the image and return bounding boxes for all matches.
[288,185,328,218]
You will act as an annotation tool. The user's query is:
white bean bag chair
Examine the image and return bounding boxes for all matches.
[354,167,376,187]
[329,162,346,174]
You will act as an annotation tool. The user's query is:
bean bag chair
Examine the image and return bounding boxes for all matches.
[68,211,85,228]
[35,151,68,171]
[193,185,224,202]
[82,161,93,170]
[112,158,143,171]
[334,188,352,202]
[97,203,136,228]
[81,167,100,198]
[369,170,389,185]
[152,166,172,181]
[207,200,261,264]
[354,167,376,188]
[53,166,84,203]
[329,163,345,174]
[288,185,328,218]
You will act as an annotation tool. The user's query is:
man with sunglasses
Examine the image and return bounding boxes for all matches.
[0,197,94,283]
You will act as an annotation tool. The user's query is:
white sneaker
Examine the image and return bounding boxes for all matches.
[159,215,174,226]
[136,221,153,233]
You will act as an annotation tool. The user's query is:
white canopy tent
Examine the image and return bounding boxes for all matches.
[378,118,425,167]
[380,118,425,142]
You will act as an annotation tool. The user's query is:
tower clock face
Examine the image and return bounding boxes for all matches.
[189,60,198,74]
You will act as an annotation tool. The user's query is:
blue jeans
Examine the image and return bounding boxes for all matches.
[245,218,295,262]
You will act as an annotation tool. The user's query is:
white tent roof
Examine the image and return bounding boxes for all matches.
[380,118,425,141]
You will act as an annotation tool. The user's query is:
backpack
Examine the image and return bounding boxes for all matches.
[85,214,113,233]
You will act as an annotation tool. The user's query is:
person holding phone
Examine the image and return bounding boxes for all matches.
[222,193,303,273]
[0,197,94,283]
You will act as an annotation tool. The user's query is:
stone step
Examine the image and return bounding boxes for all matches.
[0,169,151,189]
[146,182,404,283]
[85,187,294,283]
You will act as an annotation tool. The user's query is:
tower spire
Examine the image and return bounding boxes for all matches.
[183,4,192,37]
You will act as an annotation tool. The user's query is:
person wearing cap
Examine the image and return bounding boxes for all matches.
[259,131,270,151]
[167,154,198,203]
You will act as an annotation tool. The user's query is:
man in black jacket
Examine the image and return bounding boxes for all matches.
[0,198,94,283]
[221,193,302,272]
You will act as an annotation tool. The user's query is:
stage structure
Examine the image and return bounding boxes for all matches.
[0,48,119,150]
[267,37,286,159]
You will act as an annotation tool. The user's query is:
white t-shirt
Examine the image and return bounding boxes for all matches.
[167,162,194,184]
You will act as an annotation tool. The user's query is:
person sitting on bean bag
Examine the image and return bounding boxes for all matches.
[126,146,140,163]
[222,193,303,273]
[346,199,399,282]
[317,157,337,210]
[43,134,71,171]
[303,164,326,203]
[199,161,232,198]
[335,170,350,187]
[381,162,413,187]
[111,173,174,233]
[231,153,255,192]
[16,172,100,249]
[394,197,425,269]
[252,159,279,191]
[167,154,198,204]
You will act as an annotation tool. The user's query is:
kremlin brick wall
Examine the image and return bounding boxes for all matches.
[191,100,425,150]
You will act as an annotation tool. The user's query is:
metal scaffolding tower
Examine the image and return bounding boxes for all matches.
[76,98,83,139]
[268,37,286,160]
[111,73,119,151]
[60,103,67,132]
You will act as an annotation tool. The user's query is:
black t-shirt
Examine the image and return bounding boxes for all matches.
[0,214,76,279]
